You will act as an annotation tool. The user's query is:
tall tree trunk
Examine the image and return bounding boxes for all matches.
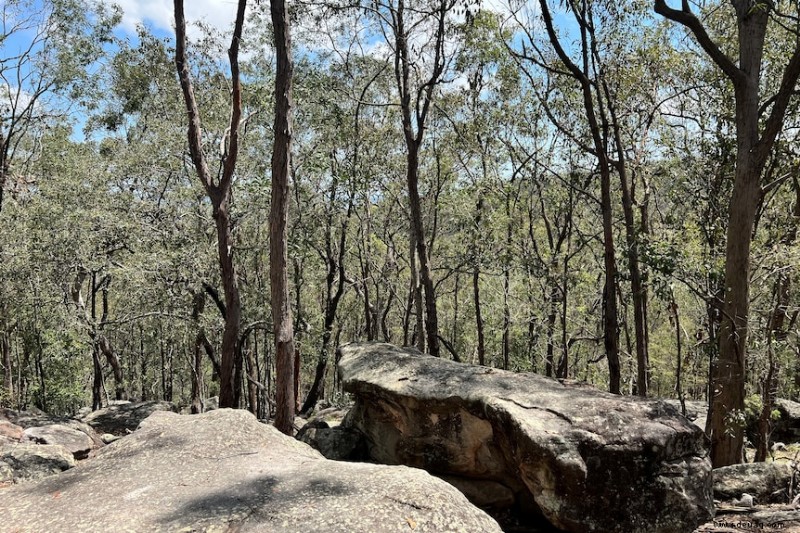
[1,330,11,405]
[270,0,296,435]
[301,181,350,414]
[215,203,242,408]
[452,272,460,347]
[410,229,425,352]
[537,0,620,393]
[139,326,147,401]
[601,167,621,394]
[393,0,448,357]
[190,291,206,414]
[711,144,763,464]
[656,0,800,468]
[245,338,258,415]
[191,336,204,415]
[97,335,126,401]
[502,197,512,370]
[619,169,649,396]
[35,326,46,411]
[173,0,247,409]
[91,344,103,411]
[545,282,558,377]
[754,181,799,461]
[160,336,167,401]
[473,267,486,366]
[670,295,687,417]
[407,145,439,356]
[754,336,777,463]
[560,256,570,379]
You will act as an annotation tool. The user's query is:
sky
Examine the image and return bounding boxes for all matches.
[103,0,520,38]
[106,0,239,35]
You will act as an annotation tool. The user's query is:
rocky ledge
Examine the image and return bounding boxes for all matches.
[339,342,714,533]
[0,408,502,532]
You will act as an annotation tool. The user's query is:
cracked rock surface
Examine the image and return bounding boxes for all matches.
[338,342,714,533]
[0,408,501,533]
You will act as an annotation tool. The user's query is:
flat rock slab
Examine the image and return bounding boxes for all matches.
[0,409,502,533]
[339,342,714,533]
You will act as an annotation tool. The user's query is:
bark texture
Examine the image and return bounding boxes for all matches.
[270,0,297,435]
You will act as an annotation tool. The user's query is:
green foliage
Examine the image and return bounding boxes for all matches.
[1,0,800,416]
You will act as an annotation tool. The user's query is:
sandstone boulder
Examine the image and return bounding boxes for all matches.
[0,443,76,484]
[0,420,23,443]
[22,425,95,460]
[80,400,177,436]
[296,424,367,461]
[2,408,104,456]
[0,407,57,428]
[768,398,800,444]
[306,406,350,427]
[664,399,708,430]
[339,342,714,533]
[713,462,795,504]
[0,409,502,532]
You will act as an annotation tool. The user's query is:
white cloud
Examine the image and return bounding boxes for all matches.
[105,0,240,35]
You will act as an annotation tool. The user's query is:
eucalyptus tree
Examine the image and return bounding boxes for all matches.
[293,49,390,413]
[0,0,118,213]
[88,21,242,410]
[510,0,687,395]
[174,0,248,409]
[361,0,474,357]
[656,0,800,466]
[450,10,529,367]
[0,0,118,407]
[511,0,622,393]
[268,0,297,434]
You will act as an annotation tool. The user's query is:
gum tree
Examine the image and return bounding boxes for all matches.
[174,0,247,408]
[656,0,800,466]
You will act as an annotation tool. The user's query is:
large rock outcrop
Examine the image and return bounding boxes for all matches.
[1,408,104,449]
[664,399,708,430]
[0,409,502,533]
[339,342,714,533]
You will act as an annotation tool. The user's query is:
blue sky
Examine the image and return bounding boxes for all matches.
[104,0,239,36]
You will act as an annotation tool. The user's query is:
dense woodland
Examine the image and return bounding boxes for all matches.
[1,0,800,468]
